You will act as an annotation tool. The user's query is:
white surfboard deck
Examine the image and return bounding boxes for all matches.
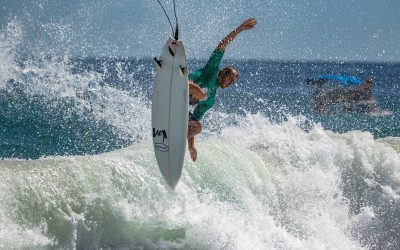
[152,37,188,189]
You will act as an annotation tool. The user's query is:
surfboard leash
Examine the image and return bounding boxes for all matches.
[155,0,179,40]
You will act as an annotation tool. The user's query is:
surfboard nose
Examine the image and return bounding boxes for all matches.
[169,38,183,49]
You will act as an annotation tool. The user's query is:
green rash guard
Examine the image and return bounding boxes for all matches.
[188,49,224,120]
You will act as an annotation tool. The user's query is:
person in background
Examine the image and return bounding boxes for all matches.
[312,77,374,113]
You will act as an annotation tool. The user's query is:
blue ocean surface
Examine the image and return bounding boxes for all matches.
[1,58,399,159]
[1,22,400,250]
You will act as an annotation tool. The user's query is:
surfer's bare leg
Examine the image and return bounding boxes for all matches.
[188,120,202,161]
[188,137,197,162]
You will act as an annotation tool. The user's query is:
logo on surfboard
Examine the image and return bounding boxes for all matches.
[153,128,169,152]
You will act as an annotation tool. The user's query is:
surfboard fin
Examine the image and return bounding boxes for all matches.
[154,57,162,68]
[168,47,175,57]
[179,66,186,76]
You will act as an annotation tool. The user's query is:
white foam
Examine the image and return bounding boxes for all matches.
[2,112,398,248]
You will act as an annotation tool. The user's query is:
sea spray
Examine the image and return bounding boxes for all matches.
[0,18,151,158]
[0,4,400,249]
[2,115,399,249]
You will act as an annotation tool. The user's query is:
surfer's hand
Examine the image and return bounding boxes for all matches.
[189,81,207,101]
[238,18,257,31]
[200,88,208,101]
[217,18,257,50]
[189,146,197,162]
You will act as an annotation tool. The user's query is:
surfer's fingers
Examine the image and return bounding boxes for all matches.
[247,17,257,24]
[241,18,257,29]
[243,17,256,23]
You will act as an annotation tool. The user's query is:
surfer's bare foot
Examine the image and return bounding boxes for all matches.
[189,147,197,162]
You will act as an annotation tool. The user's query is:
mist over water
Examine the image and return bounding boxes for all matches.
[0,2,400,249]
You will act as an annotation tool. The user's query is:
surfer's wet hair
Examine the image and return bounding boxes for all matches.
[306,78,326,87]
[306,78,315,85]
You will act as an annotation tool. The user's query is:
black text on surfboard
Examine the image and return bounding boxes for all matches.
[153,128,169,152]
[153,128,167,141]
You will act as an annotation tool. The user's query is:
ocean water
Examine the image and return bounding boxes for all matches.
[1,20,400,250]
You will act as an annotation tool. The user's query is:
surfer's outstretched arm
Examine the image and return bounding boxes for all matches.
[217,18,257,51]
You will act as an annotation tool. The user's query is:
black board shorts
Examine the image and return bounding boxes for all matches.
[189,112,198,122]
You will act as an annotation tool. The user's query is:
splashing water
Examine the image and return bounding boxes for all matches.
[0,3,400,250]
[0,114,400,249]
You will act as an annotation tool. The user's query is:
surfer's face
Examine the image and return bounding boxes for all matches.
[219,67,239,89]
[360,79,373,92]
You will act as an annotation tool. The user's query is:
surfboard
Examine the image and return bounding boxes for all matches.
[152,37,188,189]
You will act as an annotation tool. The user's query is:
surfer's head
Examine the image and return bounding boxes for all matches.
[360,77,373,91]
[218,67,239,89]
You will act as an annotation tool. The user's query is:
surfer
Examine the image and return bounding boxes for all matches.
[311,77,374,113]
[187,18,257,161]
